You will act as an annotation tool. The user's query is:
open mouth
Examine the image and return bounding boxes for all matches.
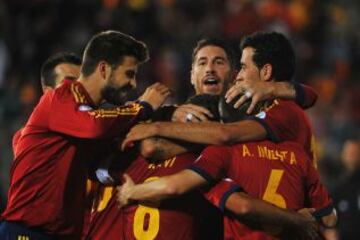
[204,78,219,86]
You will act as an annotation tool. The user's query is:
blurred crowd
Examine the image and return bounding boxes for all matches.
[0,0,359,236]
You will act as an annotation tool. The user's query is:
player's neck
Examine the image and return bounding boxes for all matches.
[77,75,103,106]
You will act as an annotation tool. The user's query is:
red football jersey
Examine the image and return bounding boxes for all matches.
[12,128,22,156]
[1,79,148,239]
[249,99,317,167]
[204,178,243,212]
[298,83,318,109]
[86,153,223,240]
[87,153,199,240]
[190,141,333,239]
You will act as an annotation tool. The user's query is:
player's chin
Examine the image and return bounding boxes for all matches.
[105,89,133,105]
[201,86,222,95]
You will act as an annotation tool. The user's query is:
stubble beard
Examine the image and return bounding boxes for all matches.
[101,74,134,106]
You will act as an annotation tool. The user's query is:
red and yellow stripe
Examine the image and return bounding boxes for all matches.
[71,83,86,104]
[88,103,143,118]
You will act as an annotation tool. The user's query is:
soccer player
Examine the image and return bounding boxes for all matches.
[117,140,337,239]
[120,34,328,239]
[0,31,170,240]
[86,140,231,240]
[12,51,82,153]
[170,37,317,123]
[40,51,82,91]
[85,39,319,240]
[122,32,319,169]
[86,95,318,240]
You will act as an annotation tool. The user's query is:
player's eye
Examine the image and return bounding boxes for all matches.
[198,60,206,66]
[125,70,136,79]
[215,59,225,65]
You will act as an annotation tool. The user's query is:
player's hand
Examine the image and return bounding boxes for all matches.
[298,208,316,219]
[295,208,320,240]
[116,174,135,208]
[225,80,275,114]
[139,83,171,110]
[121,123,159,150]
[171,104,213,122]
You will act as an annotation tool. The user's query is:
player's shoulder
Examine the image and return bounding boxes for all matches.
[265,99,300,111]
[54,79,90,106]
[52,79,74,98]
[265,99,307,121]
[12,127,23,152]
[277,99,305,113]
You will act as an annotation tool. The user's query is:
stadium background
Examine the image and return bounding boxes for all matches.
[0,0,359,238]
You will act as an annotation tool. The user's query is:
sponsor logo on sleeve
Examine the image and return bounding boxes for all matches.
[78,104,93,112]
[255,111,266,119]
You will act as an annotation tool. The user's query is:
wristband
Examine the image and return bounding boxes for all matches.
[137,100,154,120]
[312,205,335,220]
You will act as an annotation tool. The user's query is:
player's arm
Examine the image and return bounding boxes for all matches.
[122,120,266,149]
[320,210,337,228]
[49,100,150,139]
[206,179,319,239]
[116,169,208,207]
[48,82,169,139]
[305,157,338,228]
[225,80,318,113]
[225,192,320,239]
[118,145,229,206]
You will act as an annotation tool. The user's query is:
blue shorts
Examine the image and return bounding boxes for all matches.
[0,221,56,240]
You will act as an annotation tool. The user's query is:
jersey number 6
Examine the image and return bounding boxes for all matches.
[262,169,286,208]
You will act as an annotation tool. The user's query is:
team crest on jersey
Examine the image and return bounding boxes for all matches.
[78,104,93,112]
[255,111,266,119]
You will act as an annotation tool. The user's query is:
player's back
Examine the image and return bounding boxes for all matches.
[224,141,314,240]
[87,152,218,240]
[227,141,308,210]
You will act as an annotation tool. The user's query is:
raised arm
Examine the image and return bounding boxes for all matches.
[225,80,318,113]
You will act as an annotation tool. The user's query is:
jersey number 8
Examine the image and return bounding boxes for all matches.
[133,177,160,240]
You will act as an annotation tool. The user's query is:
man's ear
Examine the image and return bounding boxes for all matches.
[98,61,111,80]
[260,63,273,81]
[190,68,195,86]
